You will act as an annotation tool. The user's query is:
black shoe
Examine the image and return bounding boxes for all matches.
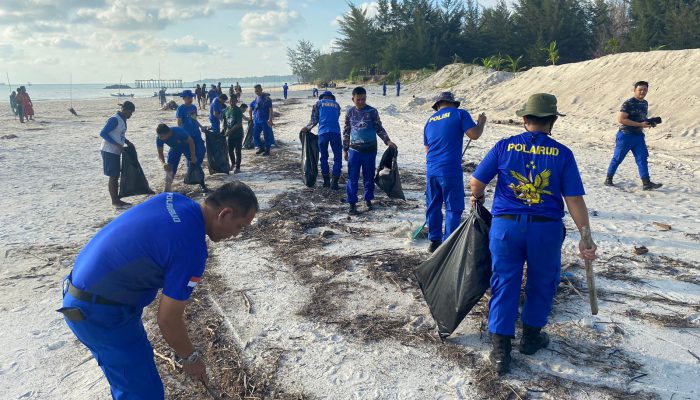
[428,240,442,253]
[642,178,662,191]
[201,185,210,194]
[234,167,240,174]
[349,203,359,215]
[262,149,270,156]
[519,325,550,355]
[604,176,614,186]
[322,175,330,188]
[489,334,512,375]
[330,176,339,191]
[255,148,265,155]
[365,200,374,211]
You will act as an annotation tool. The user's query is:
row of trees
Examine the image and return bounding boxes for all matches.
[288,0,700,83]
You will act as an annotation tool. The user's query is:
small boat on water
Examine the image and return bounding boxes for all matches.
[111,93,134,98]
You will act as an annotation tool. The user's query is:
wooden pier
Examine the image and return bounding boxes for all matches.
[134,79,183,89]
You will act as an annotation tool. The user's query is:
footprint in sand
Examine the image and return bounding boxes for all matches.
[46,340,66,351]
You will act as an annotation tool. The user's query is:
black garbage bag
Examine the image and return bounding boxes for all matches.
[374,146,405,200]
[299,130,319,187]
[118,146,154,198]
[243,121,255,149]
[184,164,205,185]
[415,203,493,339]
[204,129,230,174]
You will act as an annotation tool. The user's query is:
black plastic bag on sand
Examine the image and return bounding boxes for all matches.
[118,146,154,198]
[299,130,319,187]
[415,203,493,339]
[374,146,405,200]
[243,121,255,149]
[184,165,205,185]
[204,129,230,174]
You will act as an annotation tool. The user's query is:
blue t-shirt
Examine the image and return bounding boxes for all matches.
[176,104,199,137]
[424,108,476,178]
[251,96,272,124]
[70,193,208,307]
[307,99,341,135]
[207,89,218,101]
[619,97,648,134]
[210,99,223,122]
[156,127,191,151]
[472,131,585,219]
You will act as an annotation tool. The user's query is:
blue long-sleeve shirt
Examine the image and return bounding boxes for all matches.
[99,117,120,145]
[306,99,341,135]
[342,105,390,153]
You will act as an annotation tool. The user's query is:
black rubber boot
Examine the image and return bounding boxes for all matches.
[330,176,339,191]
[519,325,550,355]
[349,203,359,215]
[262,149,270,156]
[365,200,374,211]
[604,176,614,186]
[428,240,442,253]
[255,148,265,155]
[322,175,330,188]
[642,178,662,191]
[489,334,512,375]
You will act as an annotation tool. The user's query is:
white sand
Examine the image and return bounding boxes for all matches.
[1,50,699,399]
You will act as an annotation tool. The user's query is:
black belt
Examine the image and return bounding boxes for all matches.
[68,283,124,305]
[496,214,560,223]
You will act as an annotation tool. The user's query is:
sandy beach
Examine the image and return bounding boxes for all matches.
[1,49,699,399]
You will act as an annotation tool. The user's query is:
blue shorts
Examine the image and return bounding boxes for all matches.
[101,151,121,177]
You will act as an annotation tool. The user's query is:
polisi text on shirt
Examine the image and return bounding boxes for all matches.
[165,193,181,223]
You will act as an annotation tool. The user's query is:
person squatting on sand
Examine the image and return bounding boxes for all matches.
[469,93,598,374]
[605,80,663,190]
[59,182,259,399]
[99,101,135,208]
[423,92,487,253]
[249,84,275,156]
[222,95,246,173]
[302,90,342,190]
[156,123,203,193]
[343,86,397,215]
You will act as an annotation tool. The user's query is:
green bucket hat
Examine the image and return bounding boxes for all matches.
[515,93,566,117]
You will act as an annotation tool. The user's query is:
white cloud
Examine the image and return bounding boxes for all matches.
[240,10,303,47]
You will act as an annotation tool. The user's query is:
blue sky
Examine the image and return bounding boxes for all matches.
[0,1,499,83]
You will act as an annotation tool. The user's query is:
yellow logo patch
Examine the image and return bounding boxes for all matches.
[508,163,553,205]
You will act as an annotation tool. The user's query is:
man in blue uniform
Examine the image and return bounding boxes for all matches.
[423,92,487,252]
[470,93,597,374]
[302,90,342,190]
[59,182,259,399]
[156,123,205,192]
[209,93,227,134]
[207,84,218,105]
[249,84,274,156]
[605,81,662,190]
[396,79,400,97]
[283,82,289,100]
[177,90,209,192]
[99,101,135,208]
[343,86,396,214]
[382,81,387,96]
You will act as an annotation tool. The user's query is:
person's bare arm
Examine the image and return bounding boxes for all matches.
[466,113,487,140]
[187,137,196,164]
[158,295,208,383]
[469,177,487,206]
[157,146,166,165]
[564,196,597,260]
[618,111,650,128]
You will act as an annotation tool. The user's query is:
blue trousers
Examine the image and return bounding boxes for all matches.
[488,216,565,336]
[426,175,465,242]
[606,131,650,179]
[61,292,164,399]
[383,88,386,96]
[209,116,221,134]
[396,87,400,96]
[347,149,375,204]
[283,91,288,99]
[167,139,205,175]
[319,133,342,177]
[253,123,274,150]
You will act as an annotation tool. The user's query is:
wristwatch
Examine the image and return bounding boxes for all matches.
[183,350,200,365]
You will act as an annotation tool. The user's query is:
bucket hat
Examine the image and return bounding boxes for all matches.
[432,91,460,111]
[515,93,566,117]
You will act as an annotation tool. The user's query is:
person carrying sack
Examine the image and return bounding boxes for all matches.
[469,93,597,375]
[156,123,202,192]
[99,101,135,208]
[423,92,486,253]
[302,90,342,190]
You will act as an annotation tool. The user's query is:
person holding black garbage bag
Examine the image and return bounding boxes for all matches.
[470,93,597,374]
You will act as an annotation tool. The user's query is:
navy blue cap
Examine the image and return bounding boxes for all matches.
[180,89,194,98]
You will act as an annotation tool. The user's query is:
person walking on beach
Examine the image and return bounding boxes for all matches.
[235,82,242,99]
[223,96,245,173]
[343,86,397,215]
[283,82,288,100]
[470,93,597,375]
[249,84,274,156]
[207,84,218,105]
[604,81,663,190]
[210,93,227,134]
[195,84,203,109]
[15,87,25,123]
[423,92,487,253]
[303,90,342,190]
[59,181,259,399]
[382,80,387,96]
[9,90,18,117]
[158,88,166,108]
[21,86,35,120]
[229,85,235,100]
[99,101,135,208]
[396,79,401,97]
[312,87,319,98]
[217,82,222,95]
[156,124,204,192]
[201,84,208,107]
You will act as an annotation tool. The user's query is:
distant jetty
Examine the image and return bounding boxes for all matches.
[104,84,132,89]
